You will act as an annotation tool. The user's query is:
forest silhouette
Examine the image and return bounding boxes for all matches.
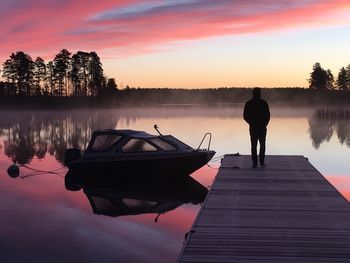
[1,49,117,97]
[1,51,350,107]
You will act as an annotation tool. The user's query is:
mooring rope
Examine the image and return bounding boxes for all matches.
[17,164,67,178]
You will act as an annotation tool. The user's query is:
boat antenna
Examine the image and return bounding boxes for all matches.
[154,124,163,135]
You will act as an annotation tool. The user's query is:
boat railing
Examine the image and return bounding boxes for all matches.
[197,133,212,151]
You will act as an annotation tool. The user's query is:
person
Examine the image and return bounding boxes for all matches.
[243,88,270,168]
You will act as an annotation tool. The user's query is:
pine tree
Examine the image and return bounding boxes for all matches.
[46,61,55,95]
[88,52,104,96]
[71,51,104,96]
[71,51,90,96]
[336,67,348,90]
[326,69,334,89]
[2,58,16,95]
[346,64,350,90]
[33,57,46,95]
[53,49,71,96]
[2,52,34,95]
[309,63,332,90]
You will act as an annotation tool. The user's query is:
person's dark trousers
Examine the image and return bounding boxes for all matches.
[249,126,267,167]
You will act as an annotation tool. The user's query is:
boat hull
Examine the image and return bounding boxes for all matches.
[68,151,215,176]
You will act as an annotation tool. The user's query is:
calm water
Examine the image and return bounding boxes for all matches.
[0,107,349,262]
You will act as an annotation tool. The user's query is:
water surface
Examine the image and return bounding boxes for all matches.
[0,107,349,262]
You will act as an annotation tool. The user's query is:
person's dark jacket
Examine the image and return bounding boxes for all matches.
[243,98,270,128]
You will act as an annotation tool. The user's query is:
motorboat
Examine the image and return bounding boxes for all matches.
[65,171,208,219]
[64,126,215,176]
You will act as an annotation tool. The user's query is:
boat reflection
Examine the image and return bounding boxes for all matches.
[65,172,208,221]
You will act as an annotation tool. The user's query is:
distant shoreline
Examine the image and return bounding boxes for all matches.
[0,87,349,109]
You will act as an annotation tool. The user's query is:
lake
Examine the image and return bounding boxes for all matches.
[0,107,349,262]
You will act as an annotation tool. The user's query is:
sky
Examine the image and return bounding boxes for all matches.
[1,0,350,88]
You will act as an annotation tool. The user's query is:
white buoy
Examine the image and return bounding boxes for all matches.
[7,164,20,178]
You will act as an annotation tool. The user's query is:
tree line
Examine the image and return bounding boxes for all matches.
[309,62,350,90]
[0,49,118,97]
[1,52,350,107]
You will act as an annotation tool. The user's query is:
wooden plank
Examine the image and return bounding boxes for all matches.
[177,155,350,263]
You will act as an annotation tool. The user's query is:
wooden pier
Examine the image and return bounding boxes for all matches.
[178,155,350,263]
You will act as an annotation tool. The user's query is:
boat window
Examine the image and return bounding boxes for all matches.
[122,139,157,152]
[162,135,192,150]
[91,134,122,151]
[149,138,177,151]
[90,196,119,215]
[123,198,157,209]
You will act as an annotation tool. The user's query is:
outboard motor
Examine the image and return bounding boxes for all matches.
[64,148,81,167]
[64,171,82,191]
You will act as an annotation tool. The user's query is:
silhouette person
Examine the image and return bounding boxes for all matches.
[243,88,270,168]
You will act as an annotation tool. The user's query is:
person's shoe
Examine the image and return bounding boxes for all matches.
[260,162,266,167]
[252,163,257,168]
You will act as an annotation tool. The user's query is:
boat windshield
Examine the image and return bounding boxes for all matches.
[91,134,122,151]
[123,198,157,209]
[149,137,177,151]
[162,135,192,150]
[122,139,157,152]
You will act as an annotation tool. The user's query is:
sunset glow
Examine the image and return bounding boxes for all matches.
[1,1,350,87]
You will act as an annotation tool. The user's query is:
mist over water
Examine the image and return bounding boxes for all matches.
[0,106,349,262]
[0,107,348,171]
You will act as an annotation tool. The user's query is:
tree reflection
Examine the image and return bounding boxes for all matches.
[4,123,35,164]
[0,111,119,165]
[2,108,350,164]
[336,120,350,147]
[308,118,334,149]
[309,109,350,149]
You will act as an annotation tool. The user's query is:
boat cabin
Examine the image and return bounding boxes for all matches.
[85,129,192,156]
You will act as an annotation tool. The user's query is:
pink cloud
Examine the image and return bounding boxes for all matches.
[0,0,349,60]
